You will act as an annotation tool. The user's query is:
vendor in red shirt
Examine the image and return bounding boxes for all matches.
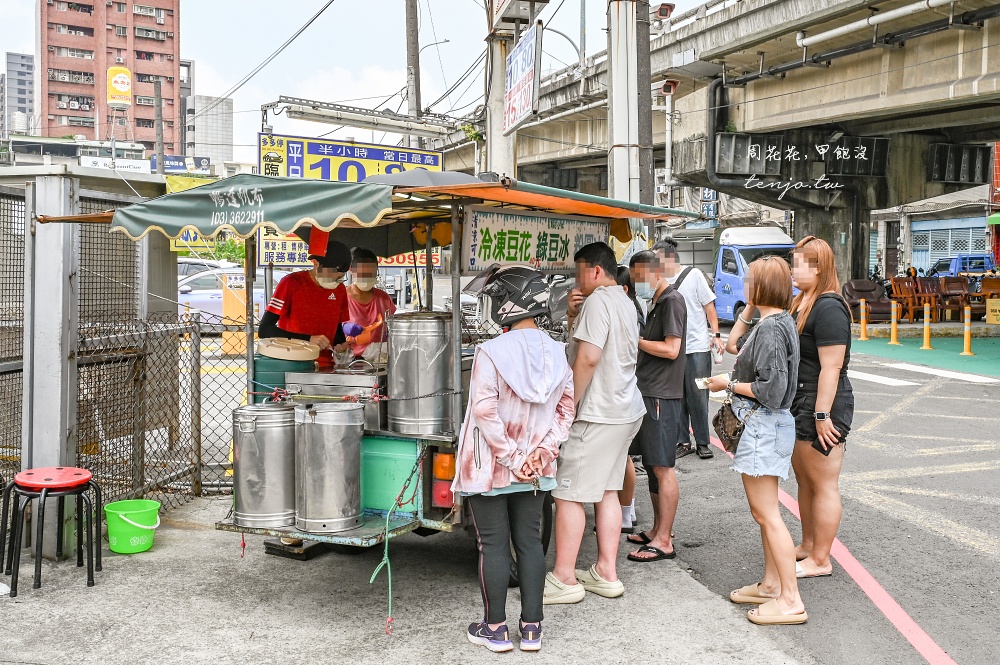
[258,232,352,366]
[345,247,397,357]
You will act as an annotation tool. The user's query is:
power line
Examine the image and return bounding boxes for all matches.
[426,50,487,111]
[189,0,339,125]
[421,0,453,109]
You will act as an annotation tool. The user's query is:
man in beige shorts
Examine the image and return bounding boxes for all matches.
[544,242,646,605]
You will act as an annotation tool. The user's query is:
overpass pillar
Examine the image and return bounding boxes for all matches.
[792,197,870,284]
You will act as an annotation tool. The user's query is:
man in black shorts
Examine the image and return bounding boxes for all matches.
[625,248,687,562]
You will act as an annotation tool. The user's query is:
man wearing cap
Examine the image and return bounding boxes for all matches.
[258,231,353,366]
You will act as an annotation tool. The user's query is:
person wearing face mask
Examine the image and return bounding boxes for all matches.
[258,231,352,367]
[344,247,396,357]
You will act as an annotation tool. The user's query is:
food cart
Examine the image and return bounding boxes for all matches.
[41,173,699,555]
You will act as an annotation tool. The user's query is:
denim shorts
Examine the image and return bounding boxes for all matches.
[729,396,796,480]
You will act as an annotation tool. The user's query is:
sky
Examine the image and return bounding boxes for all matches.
[2,0,703,162]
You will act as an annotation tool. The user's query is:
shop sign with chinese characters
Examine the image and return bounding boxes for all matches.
[258,134,442,182]
[463,206,609,275]
[208,185,265,227]
[256,227,311,269]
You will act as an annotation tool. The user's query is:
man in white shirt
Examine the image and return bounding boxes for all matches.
[661,240,724,460]
[544,242,646,605]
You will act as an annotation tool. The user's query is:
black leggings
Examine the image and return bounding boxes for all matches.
[467,491,547,625]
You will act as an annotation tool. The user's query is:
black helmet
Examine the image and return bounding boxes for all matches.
[465,264,550,327]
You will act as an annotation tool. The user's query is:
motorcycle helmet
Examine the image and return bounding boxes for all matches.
[464,264,550,327]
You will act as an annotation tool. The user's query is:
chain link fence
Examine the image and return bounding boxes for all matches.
[0,187,25,483]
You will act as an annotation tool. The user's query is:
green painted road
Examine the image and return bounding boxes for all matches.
[852,336,1000,378]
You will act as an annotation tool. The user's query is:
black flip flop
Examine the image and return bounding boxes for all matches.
[627,544,677,562]
[626,531,652,545]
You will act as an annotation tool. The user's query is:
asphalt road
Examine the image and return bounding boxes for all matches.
[667,341,998,665]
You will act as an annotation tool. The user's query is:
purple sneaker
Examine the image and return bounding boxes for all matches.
[519,621,542,652]
[467,622,513,652]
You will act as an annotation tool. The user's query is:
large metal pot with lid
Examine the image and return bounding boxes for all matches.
[387,311,455,435]
[232,402,297,528]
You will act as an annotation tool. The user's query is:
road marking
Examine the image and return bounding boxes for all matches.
[847,370,919,386]
[915,443,1000,456]
[865,483,1000,507]
[884,362,1000,384]
[844,485,1000,559]
[853,382,936,435]
[710,436,957,665]
[842,459,1000,483]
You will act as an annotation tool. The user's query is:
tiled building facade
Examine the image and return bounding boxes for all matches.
[37,0,181,152]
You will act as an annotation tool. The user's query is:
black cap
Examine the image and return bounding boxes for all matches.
[309,240,352,271]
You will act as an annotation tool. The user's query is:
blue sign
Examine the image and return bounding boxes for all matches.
[150,154,212,174]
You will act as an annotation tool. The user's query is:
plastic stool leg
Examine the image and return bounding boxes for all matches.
[81,493,95,587]
[33,488,48,589]
[89,480,103,572]
[9,494,29,598]
[76,493,84,567]
[0,480,14,566]
[56,495,65,560]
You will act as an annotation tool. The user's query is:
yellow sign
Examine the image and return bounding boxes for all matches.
[987,299,1000,324]
[165,175,216,193]
[106,65,132,110]
[170,229,216,252]
[258,133,442,182]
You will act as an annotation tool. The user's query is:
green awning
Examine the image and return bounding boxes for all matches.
[988,212,1000,225]
[110,174,395,241]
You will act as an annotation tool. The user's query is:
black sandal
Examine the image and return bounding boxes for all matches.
[626,531,652,545]
[627,545,677,562]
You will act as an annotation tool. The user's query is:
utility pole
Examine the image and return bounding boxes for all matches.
[405,0,422,149]
[485,32,515,177]
[154,78,164,175]
[607,1,640,206]
[636,1,654,239]
[580,0,586,62]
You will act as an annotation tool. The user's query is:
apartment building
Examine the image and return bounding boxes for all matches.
[4,53,36,135]
[37,0,180,152]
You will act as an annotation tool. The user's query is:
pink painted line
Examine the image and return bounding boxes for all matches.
[710,436,957,665]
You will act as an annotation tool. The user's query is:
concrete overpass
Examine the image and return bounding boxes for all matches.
[435,0,1000,278]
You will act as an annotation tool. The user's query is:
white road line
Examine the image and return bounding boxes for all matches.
[847,370,919,387]
[883,362,1000,384]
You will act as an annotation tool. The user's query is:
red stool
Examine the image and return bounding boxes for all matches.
[0,467,103,598]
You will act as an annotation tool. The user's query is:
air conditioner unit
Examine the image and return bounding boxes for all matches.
[156,17,165,24]
[48,46,56,51]
[167,32,173,37]
[69,101,80,109]
[57,101,68,109]
[166,55,173,60]
[655,184,670,195]
[167,76,174,82]
[81,104,91,110]
[59,74,70,81]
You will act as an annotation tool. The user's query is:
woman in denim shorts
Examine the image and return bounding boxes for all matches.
[708,256,806,625]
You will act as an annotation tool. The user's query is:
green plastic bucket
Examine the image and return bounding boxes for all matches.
[105,499,161,554]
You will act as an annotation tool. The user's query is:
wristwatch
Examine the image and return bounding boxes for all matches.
[814,412,830,421]
[714,332,721,338]
[727,380,738,394]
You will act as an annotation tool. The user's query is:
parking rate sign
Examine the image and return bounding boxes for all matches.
[503,22,542,135]
[258,134,442,182]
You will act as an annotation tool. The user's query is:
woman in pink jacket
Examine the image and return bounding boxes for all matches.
[453,266,575,654]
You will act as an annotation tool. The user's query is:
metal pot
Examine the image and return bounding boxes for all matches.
[232,402,297,528]
[387,312,455,435]
[294,403,365,533]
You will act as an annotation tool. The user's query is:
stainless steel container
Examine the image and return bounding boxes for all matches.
[232,402,297,528]
[387,312,455,435]
[285,365,387,431]
[294,403,365,533]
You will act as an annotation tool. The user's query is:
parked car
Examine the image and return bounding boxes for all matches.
[926,254,996,278]
[177,257,239,278]
[177,267,291,329]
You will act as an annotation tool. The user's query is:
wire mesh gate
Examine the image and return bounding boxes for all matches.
[0,187,25,483]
